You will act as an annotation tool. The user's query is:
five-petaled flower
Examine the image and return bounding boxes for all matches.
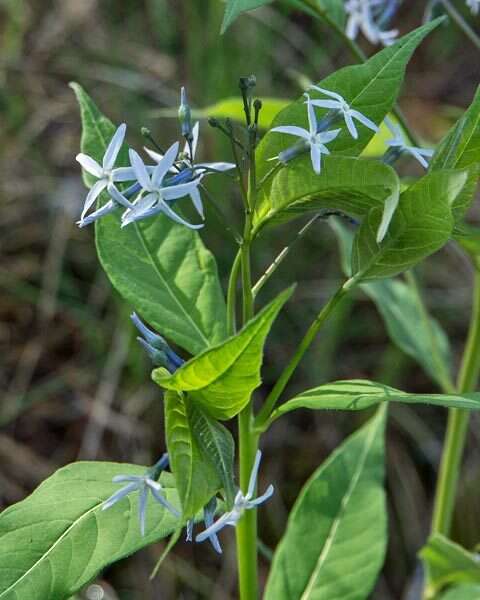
[102,454,179,537]
[384,119,434,169]
[121,143,204,228]
[345,0,398,46]
[195,451,273,546]
[144,120,234,219]
[308,86,379,140]
[270,94,341,174]
[75,123,136,225]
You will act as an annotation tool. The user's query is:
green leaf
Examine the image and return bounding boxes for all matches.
[221,0,273,33]
[71,82,227,355]
[255,20,443,184]
[265,407,387,600]
[352,170,468,280]
[0,462,180,600]
[153,286,295,420]
[316,0,346,27]
[271,380,480,420]
[164,391,224,518]
[254,156,400,242]
[430,86,480,223]
[440,585,480,600]
[421,534,480,597]
[331,219,453,387]
[151,96,288,130]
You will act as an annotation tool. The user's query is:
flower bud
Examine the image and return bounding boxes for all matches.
[178,86,193,140]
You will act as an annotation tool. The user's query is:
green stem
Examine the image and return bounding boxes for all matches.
[440,0,480,52]
[430,268,480,538]
[236,123,259,600]
[227,249,242,336]
[255,276,359,431]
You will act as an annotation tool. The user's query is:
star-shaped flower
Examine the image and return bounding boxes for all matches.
[308,86,379,140]
[195,451,273,546]
[102,455,179,537]
[270,95,341,174]
[75,123,136,224]
[385,119,434,169]
[345,0,398,46]
[145,121,234,219]
[121,143,204,228]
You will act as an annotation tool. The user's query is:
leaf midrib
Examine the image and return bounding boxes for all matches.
[299,415,381,600]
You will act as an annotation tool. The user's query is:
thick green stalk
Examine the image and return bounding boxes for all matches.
[430,268,480,537]
[255,276,359,430]
[235,128,259,600]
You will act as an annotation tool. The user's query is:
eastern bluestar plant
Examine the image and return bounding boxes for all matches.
[344,0,399,46]
[2,12,480,600]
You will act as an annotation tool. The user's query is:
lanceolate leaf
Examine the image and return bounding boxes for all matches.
[0,462,180,600]
[255,20,442,184]
[352,170,468,280]
[265,407,387,600]
[421,534,480,597]
[71,83,227,355]
[254,157,400,239]
[430,86,480,223]
[153,286,295,420]
[221,0,273,33]
[331,219,453,389]
[164,391,223,518]
[271,380,480,421]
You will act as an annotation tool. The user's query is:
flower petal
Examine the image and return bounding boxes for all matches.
[102,482,139,511]
[157,198,204,230]
[112,167,137,182]
[81,180,107,220]
[195,512,232,543]
[309,86,344,103]
[308,99,341,111]
[107,183,133,209]
[310,144,322,175]
[138,486,148,536]
[247,450,263,500]
[77,199,116,227]
[270,126,310,139]
[122,192,158,226]
[344,112,358,139]
[318,128,341,144]
[149,486,180,517]
[76,154,103,178]
[129,149,152,191]
[349,110,379,133]
[248,484,274,507]
[189,187,204,219]
[144,147,164,163]
[103,123,126,170]
[305,95,318,136]
[161,179,203,202]
[196,161,236,172]
[152,142,180,188]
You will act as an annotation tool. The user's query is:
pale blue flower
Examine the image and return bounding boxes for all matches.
[270,95,341,174]
[308,87,379,140]
[102,454,179,537]
[121,143,204,228]
[385,119,433,169]
[145,121,234,219]
[345,0,398,46]
[466,0,480,14]
[186,497,222,554]
[76,123,136,224]
[195,451,273,545]
[131,312,184,372]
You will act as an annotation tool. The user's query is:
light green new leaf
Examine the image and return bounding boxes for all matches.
[71,83,227,355]
[265,407,387,600]
[255,20,442,184]
[164,391,226,518]
[352,169,468,280]
[254,156,400,242]
[421,534,480,597]
[271,380,480,421]
[221,0,273,33]
[430,86,480,223]
[331,219,453,388]
[440,585,480,600]
[151,96,288,130]
[153,286,294,420]
[0,462,180,600]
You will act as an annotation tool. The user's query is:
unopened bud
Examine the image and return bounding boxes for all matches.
[178,86,193,139]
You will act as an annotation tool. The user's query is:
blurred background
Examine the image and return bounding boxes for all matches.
[1,1,479,598]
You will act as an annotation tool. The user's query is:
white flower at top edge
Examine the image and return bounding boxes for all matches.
[270,94,341,174]
[345,0,398,46]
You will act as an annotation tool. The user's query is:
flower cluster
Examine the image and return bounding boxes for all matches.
[103,449,273,546]
[76,89,234,229]
[345,0,399,46]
